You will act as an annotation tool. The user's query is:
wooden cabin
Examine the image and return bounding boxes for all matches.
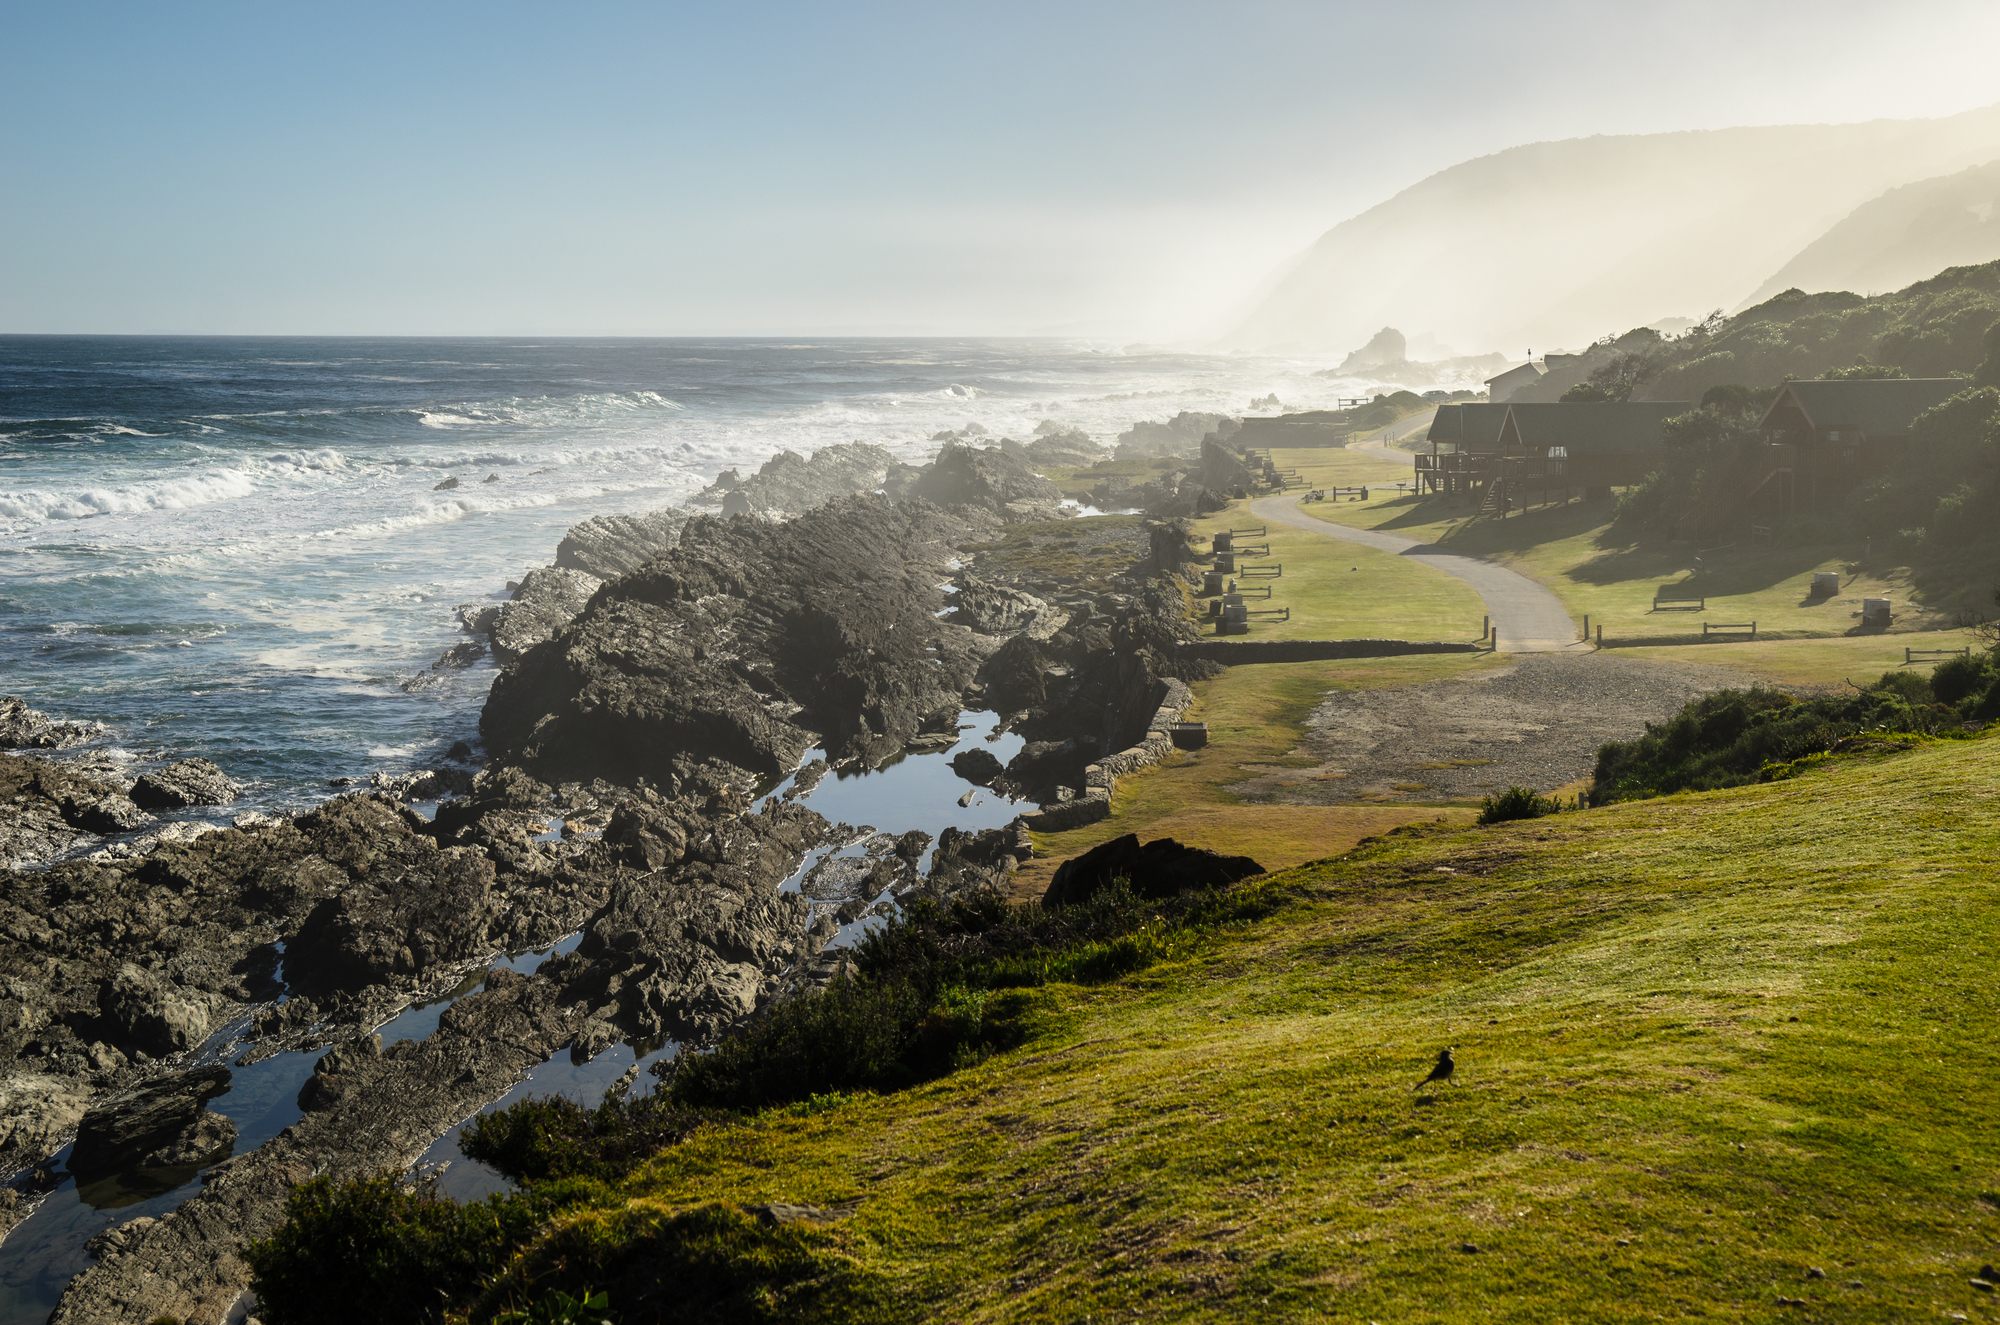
[1754,378,1962,508]
[1416,402,1510,495]
[1496,401,1687,501]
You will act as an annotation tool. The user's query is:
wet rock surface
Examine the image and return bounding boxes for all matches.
[47,792,843,1323]
[130,758,238,811]
[68,1066,234,1177]
[0,696,99,752]
[0,751,150,868]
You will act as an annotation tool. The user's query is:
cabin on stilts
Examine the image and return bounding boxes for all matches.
[1752,378,1961,513]
[1415,403,1509,497]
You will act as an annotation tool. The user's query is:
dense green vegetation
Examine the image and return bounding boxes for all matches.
[1589,258,2000,403]
[1589,660,1999,804]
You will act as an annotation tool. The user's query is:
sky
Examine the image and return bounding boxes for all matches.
[4,0,2000,339]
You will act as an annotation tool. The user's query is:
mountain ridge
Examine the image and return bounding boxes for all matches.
[1223,103,2000,356]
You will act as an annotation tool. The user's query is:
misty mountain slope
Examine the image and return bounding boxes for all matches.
[1741,159,2000,307]
[1222,104,2000,356]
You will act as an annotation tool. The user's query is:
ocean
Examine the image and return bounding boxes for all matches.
[1,335,1382,814]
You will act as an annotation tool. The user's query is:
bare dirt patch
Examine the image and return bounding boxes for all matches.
[1233,653,1766,805]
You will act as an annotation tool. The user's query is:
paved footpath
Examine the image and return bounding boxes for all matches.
[1247,492,1584,653]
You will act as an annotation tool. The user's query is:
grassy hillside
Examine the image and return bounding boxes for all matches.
[334,727,2000,1322]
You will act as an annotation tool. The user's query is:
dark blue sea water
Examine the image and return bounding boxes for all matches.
[0,335,1363,814]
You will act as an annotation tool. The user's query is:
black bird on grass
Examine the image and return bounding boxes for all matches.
[1413,1047,1456,1091]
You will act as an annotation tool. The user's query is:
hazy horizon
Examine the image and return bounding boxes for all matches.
[8,1,2000,345]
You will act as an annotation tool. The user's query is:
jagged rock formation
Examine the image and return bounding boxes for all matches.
[130,758,237,810]
[1200,437,1262,497]
[882,442,1069,523]
[489,566,605,664]
[1000,428,1102,468]
[555,508,697,580]
[0,696,98,751]
[0,752,150,867]
[693,442,894,517]
[481,497,994,789]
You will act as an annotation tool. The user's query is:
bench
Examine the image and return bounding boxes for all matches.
[1652,586,1706,612]
[1907,647,1972,664]
[1239,563,1282,578]
[1244,606,1291,620]
[1703,622,1756,639]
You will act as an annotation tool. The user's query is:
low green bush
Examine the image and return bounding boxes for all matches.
[1591,679,1966,804]
[243,1173,602,1325]
[672,883,1233,1113]
[460,1092,728,1186]
[1478,786,1560,824]
[1932,651,1999,705]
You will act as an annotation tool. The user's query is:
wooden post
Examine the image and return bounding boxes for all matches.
[1583,613,1589,639]
[1596,624,1603,648]
[1482,614,1489,639]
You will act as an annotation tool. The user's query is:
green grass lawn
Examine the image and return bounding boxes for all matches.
[1188,499,1489,644]
[489,728,2000,1322]
[1281,482,1944,646]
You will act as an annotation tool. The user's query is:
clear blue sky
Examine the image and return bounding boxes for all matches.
[4,0,1998,337]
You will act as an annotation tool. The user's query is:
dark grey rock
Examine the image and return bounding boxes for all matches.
[490,566,604,663]
[103,964,214,1058]
[0,696,98,750]
[69,1066,232,1178]
[555,508,697,580]
[131,758,238,810]
[1042,834,1263,908]
[481,496,987,787]
[949,747,1004,786]
[692,442,893,518]
[884,442,1068,523]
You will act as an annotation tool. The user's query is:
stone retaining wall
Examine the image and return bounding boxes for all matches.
[1177,639,1480,664]
[1017,678,1194,833]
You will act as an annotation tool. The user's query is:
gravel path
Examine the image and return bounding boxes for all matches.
[1231,653,1763,805]
[1249,493,1581,652]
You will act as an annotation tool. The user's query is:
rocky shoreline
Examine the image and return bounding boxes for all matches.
[0,429,1232,1320]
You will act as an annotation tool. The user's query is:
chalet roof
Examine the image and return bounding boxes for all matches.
[1425,402,1511,447]
[1499,401,1689,453]
[1757,378,1963,438]
[1483,362,1542,389]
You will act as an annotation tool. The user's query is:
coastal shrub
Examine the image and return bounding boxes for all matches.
[672,883,1224,1113]
[1590,681,1963,804]
[243,1172,597,1324]
[460,1092,729,1185]
[1932,651,1999,705]
[1477,786,1559,824]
